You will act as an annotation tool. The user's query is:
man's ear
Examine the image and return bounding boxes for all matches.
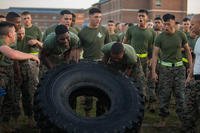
[7,32,13,38]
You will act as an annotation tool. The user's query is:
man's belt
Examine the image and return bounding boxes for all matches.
[160,61,183,67]
[136,53,148,58]
[182,57,188,63]
[30,52,39,55]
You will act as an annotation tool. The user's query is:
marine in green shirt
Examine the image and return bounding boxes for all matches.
[107,20,120,42]
[42,9,78,41]
[101,42,146,106]
[151,14,192,128]
[102,42,137,68]
[41,25,80,69]
[123,10,155,57]
[78,8,110,60]
[21,11,43,55]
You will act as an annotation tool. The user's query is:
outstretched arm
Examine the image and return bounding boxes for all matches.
[0,45,40,64]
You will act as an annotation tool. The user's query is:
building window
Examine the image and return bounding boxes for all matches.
[156,0,161,6]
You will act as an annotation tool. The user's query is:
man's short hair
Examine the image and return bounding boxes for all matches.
[55,24,69,35]
[6,12,20,21]
[111,42,124,55]
[107,20,114,23]
[89,8,101,15]
[138,9,148,15]
[154,17,162,21]
[0,15,5,19]
[0,21,15,36]
[182,17,190,22]
[21,11,31,16]
[162,14,175,22]
[60,9,72,15]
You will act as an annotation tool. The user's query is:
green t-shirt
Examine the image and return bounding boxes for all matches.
[182,32,197,58]
[102,42,137,65]
[17,35,39,53]
[42,24,78,42]
[155,30,188,63]
[118,32,126,43]
[125,25,155,55]
[188,35,197,51]
[25,25,42,41]
[43,32,80,65]
[78,26,111,60]
[0,39,13,66]
[110,33,120,42]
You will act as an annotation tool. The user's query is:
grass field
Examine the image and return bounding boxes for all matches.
[7,98,200,133]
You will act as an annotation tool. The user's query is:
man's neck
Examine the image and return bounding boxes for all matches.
[138,23,147,29]
[89,23,99,29]
[109,31,115,35]
[25,23,33,28]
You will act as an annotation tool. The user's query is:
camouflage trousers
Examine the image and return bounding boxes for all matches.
[158,65,185,120]
[140,58,156,102]
[19,60,39,118]
[182,80,200,133]
[0,65,16,122]
[131,58,146,97]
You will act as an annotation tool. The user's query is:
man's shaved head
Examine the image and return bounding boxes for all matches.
[191,14,200,35]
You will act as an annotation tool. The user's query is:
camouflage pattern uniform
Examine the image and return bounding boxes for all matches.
[154,30,189,124]
[17,35,39,119]
[181,80,200,133]
[0,40,19,124]
[158,65,185,119]
[19,60,38,118]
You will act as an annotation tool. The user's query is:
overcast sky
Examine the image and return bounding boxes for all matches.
[0,0,199,14]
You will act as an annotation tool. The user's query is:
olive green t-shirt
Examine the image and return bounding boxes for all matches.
[78,26,111,60]
[182,32,197,58]
[17,35,39,53]
[0,39,13,66]
[25,25,42,41]
[42,24,78,42]
[110,33,120,42]
[118,32,126,43]
[188,35,197,51]
[155,30,188,63]
[102,42,137,65]
[125,25,156,55]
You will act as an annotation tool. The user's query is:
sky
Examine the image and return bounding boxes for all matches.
[0,0,199,14]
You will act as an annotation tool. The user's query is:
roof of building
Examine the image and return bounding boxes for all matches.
[99,0,110,4]
[0,7,85,14]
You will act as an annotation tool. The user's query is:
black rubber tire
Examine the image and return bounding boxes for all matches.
[34,60,144,133]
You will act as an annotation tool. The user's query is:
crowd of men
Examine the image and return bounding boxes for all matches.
[0,7,199,133]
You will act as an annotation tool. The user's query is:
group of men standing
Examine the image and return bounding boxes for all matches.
[0,6,199,133]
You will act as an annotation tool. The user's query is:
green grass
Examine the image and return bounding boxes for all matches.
[8,99,200,133]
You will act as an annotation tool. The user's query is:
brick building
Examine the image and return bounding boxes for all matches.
[96,0,187,24]
[0,7,85,32]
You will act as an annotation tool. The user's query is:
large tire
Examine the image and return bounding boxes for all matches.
[34,60,144,133]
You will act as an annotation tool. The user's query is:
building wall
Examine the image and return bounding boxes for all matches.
[99,0,187,24]
[0,8,85,32]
